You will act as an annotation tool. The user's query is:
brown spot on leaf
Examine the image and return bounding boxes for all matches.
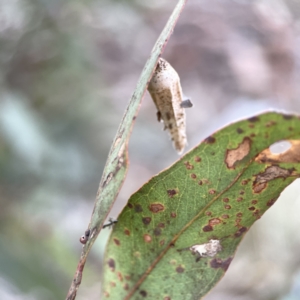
[251,200,258,205]
[140,290,147,297]
[164,297,171,300]
[149,203,165,213]
[237,197,243,202]
[128,203,133,209]
[125,275,131,281]
[209,218,222,226]
[123,283,129,291]
[176,265,185,273]
[195,156,201,162]
[170,212,177,218]
[225,137,251,169]
[134,204,143,213]
[241,179,249,185]
[209,189,216,194]
[222,214,229,219]
[124,229,130,236]
[113,238,120,246]
[255,140,300,163]
[167,189,177,198]
[205,136,216,144]
[253,166,294,193]
[117,272,123,282]
[249,123,255,128]
[239,190,245,195]
[253,182,267,193]
[198,180,203,185]
[160,239,165,246]
[203,225,213,232]
[158,222,165,228]
[223,198,229,203]
[265,120,277,127]
[108,258,115,272]
[267,198,277,206]
[144,234,152,243]
[236,128,244,134]
[154,228,162,236]
[250,133,256,138]
[184,161,194,170]
[142,217,152,225]
[248,206,255,211]
[191,173,197,179]
[289,127,294,131]
[236,212,243,217]
[235,227,247,237]
[224,205,231,210]
[248,116,260,122]
[103,291,109,298]
[205,211,212,216]
[210,257,233,271]
[283,114,293,120]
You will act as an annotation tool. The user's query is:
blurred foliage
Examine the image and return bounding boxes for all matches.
[1,0,300,299]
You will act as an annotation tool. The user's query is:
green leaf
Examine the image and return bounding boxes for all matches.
[103,111,300,300]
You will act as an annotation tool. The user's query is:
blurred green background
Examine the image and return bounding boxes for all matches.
[1,0,300,299]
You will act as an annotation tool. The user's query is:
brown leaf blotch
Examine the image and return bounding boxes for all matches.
[123,283,129,291]
[267,198,277,206]
[108,258,115,272]
[164,297,171,300]
[113,238,120,246]
[184,161,194,170]
[191,173,197,179]
[103,292,109,298]
[125,275,131,281]
[128,203,133,209]
[176,266,185,273]
[195,156,201,162]
[237,197,243,202]
[256,140,300,163]
[222,214,229,219]
[210,257,233,271]
[241,179,249,185]
[209,189,216,194]
[248,116,260,122]
[149,203,165,213]
[235,227,247,237]
[240,190,245,195]
[225,137,251,169]
[142,217,152,225]
[236,128,244,134]
[140,290,147,297]
[265,120,277,127]
[154,228,162,236]
[167,189,177,198]
[134,204,143,213]
[253,166,294,193]
[224,205,231,210]
[117,272,123,282]
[253,182,267,193]
[160,239,165,246]
[198,180,203,185]
[236,212,243,217]
[158,222,165,228]
[223,198,229,203]
[209,218,222,226]
[203,225,214,232]
[251,200,258,205]
[171,212,177,218]
[205,136,216,144]
[144,234,152,243]
[124,229,130,236]
[283,114,293,120]
[248,206,255,211]
[205,211,212,216]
